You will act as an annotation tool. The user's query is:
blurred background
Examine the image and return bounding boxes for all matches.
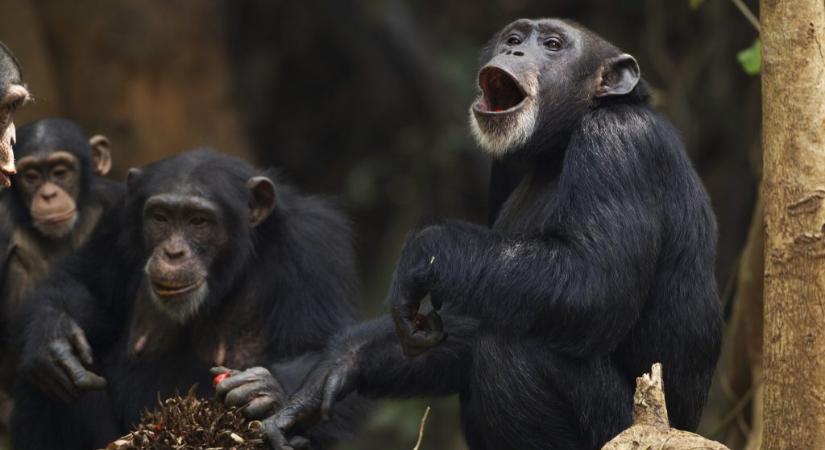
[0,0,761,449]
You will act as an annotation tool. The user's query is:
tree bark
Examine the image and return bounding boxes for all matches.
[760,1,825,448]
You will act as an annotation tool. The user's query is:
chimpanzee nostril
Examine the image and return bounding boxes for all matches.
[506,51,512,55]
[513,51,524,56]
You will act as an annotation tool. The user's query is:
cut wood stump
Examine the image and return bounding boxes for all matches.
[601,363,730,450]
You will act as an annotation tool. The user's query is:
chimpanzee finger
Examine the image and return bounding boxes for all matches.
[54,347,107,391]
[215,371,262,400]
[400,328,446,357]
[225,381,266,407]
[262,416,295,450]
[272,402,308,432]
[242,396,276,419]
[209,366,242,377]
[288,436,311,449]
[69,324,94,366]
[42,359,80,401]
[320,371,345,421]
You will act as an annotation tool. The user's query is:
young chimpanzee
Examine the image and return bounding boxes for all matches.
[0,118,121,428]
[0,42,31,187]
[219,19,723,450]
[12,150,366,450]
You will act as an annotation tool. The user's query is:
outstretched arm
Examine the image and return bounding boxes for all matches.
[217,313,478,448]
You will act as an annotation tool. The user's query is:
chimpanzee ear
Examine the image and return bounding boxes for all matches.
[247,176,276,227]
[596,54,640,98]
[89,135,112,175]
[126,167,143,191]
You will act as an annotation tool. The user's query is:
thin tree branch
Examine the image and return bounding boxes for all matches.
[730,0,761,33]
[412,406,431,450]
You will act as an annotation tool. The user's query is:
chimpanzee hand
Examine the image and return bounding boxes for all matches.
[212,366,312,449]
[390,226,447,357]
[262,348,359,448]
[19,313,106,402]
[212,366,288,419]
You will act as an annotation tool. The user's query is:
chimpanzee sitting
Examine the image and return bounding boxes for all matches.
[0,118,122,428]
[12,150,366,450]
[218,18,723,450]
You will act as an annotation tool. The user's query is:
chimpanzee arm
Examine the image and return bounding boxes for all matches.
[20,208,126,344]
[217,311,477,450]
[393,117,666,358]
[16,207,126,400]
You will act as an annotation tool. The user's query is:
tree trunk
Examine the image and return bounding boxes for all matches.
[760,1,825,448]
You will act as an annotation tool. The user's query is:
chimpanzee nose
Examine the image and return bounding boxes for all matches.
[504,50,525,57]
[40,187,57,201]
[164,246,186,260]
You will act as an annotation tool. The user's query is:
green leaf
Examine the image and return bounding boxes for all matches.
[737,39,761,75]
[689,0,705,9]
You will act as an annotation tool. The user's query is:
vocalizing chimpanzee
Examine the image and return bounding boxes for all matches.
[0,42,30,187]
[12,150,366,450]
[219,18,723,450]
[0,118,122,428]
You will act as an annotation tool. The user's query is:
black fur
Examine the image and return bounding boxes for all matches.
[12,150,365,449]
[309,19,722,450]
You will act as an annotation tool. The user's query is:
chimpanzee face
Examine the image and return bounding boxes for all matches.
[16,151,81,237]
[140,175,275,324]
[12,124,113,239]
[143,191,229,323]
[470,19,640,157]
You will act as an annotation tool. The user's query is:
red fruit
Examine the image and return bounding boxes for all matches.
[213,372,230,387]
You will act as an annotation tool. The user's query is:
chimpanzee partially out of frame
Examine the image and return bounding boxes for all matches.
[12,150,366,450]
[218,18,723,450]
[0,43,31,187]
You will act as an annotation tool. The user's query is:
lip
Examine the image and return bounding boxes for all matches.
[36,208,76,225]
[151,278,205,298]
[472,65,529,116]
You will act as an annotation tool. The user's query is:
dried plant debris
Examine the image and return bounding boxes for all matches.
[106,386,267,450]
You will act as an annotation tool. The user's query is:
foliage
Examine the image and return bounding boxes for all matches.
[737,39,761,75]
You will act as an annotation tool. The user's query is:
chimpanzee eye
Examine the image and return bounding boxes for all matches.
[506,35,522,46]
[52,167,69,180]
[23,170,40,183]
[189,216,207,227]
[544,37,563,51]
[152,213,168,223]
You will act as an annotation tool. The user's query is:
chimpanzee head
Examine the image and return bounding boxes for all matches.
[0,42,31,187]
[469,18,642,157]
[125,150,276,323]
[10,119,112,238]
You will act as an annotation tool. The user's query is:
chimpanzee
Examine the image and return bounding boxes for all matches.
[0,118,122,427]
[12,150,367,450]
[0,42,30,187]
[218,18,723,450]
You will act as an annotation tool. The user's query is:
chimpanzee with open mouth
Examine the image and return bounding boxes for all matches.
[216,19,722,450]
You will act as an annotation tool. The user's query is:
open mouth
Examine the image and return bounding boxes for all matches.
[474,66,528,114]
[151,278,205,298]
[36,208,76,225]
